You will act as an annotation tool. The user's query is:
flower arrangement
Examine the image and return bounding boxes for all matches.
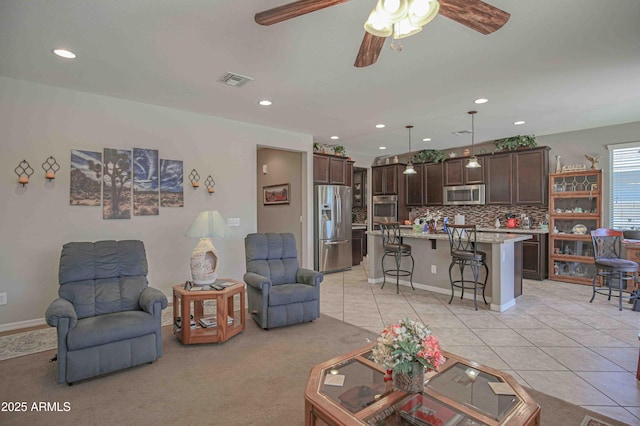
[371,318,445,374]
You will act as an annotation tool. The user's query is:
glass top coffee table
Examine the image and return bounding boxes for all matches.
[305,344,539,426]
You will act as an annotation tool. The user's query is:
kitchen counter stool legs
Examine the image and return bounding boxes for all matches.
[447,225,489,310]
[379,222,415,294]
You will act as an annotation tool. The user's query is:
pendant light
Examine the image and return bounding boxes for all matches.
[466,111,481,169]
[403,125,417,175]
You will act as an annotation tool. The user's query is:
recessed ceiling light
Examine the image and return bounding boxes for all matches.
[514,120,526,125]
[474,98,488,104]
[330,136,339,140]
[422,138,431,142]
[258,100,272,106]
[52,49,76,59]
[379,146,387,150]
[375,124,385,129]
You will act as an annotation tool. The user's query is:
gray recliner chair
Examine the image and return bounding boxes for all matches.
[244,233,323,329]
[45,240,167,384]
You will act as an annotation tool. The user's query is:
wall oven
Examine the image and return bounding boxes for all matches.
[372,195,398,224]
[443,184,486,205]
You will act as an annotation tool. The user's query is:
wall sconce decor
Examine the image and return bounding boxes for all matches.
[15,159,34,186]
[42,156,60,180]
[188,169,200,188]
[205,175,216,194]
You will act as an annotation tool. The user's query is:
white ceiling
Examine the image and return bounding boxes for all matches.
[1,0,639,158]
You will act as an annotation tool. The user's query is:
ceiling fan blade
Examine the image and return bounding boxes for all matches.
[354,32,386,68]
[438,0,510,35]
[255,0,351,26]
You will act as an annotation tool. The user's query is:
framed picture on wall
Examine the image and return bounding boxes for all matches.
[263,183,290,205]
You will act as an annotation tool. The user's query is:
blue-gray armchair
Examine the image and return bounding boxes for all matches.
[244,233,323,329]
[45,240,167,384]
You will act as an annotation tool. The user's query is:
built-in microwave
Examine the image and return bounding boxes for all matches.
[372,195,398,224]
[443,184,486,205]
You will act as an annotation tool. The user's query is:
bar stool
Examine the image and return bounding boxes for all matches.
[379,222,414,294]
[446,224,488,310]
[590,228,638,311]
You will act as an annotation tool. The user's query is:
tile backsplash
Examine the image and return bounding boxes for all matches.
[351,205,548,228]
[410,205,549,228]
[352,207,367,224]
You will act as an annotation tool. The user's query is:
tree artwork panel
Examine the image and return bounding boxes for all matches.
[70,149,102,206]
[160,159,184,207]
[133,148,159,216]
[102,148,132,219]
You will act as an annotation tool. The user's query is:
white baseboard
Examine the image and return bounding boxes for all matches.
[0,318,47,333]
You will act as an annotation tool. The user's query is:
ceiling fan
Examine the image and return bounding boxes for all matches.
[255,0,510,67]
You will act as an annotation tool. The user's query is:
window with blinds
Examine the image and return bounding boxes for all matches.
[610,144,640,230]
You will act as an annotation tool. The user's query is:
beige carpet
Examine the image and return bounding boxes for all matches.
[0,315,631,426]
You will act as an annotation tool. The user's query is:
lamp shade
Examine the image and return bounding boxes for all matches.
[185,211,231,285]
[185,210,232,238]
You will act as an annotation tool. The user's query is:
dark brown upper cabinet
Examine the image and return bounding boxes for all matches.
[313,153,353,186]
[352,167,366,208]
[486,147,549,205]
[485,153,513,205]
[405,164,424,206]
[513,148,549,205]
[425,162,444,206]
[372,164,401,195]
[444,157,485,186]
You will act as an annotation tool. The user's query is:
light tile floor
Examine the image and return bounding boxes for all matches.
[321,264,640,425]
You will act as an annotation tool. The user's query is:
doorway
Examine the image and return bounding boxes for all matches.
[256,148,303,261]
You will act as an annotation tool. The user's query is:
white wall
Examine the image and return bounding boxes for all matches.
[536,121,640,226]
[0,76,312,329]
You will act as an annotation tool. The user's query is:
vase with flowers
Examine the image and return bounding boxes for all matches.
[371,318,446,393]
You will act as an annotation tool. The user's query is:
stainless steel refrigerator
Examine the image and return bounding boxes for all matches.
[314,185,352,273]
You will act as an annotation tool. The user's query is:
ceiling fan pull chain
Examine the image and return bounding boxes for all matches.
[389,24,403,52]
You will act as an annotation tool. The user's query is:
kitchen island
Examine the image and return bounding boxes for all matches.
[366,229,532,312]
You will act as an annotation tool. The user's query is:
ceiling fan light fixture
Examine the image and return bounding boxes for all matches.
[408,0,440,27]
[364,9,393,37]
[393,17,422,39]
[376,0,409,22]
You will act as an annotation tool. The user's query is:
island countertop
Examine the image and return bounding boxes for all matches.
[366,229,530,312]
[367,229,533,244]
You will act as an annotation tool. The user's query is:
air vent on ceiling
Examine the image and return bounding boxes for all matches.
[217,72,253,88]
[452,130,472,136]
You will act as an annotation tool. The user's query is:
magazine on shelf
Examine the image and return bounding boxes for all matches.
[199,315,234,328]
[212,279,235,288]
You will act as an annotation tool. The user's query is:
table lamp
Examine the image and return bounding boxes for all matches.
[185,210,231,285]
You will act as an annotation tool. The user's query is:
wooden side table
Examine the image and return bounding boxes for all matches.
[172,278,245,344]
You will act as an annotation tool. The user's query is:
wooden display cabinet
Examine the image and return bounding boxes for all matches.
[548,170,602,285]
